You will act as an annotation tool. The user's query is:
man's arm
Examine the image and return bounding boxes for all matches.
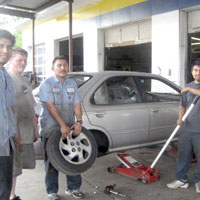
[181,87,200,96]
[11,106,20,145]
[74,102,82,122]
[33,109,39,142]
[177,105,186,125]
[71,102,82,135]
[45,102,71,139]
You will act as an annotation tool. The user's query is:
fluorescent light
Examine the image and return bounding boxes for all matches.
[191,42,200,45]
[191,37,200,41]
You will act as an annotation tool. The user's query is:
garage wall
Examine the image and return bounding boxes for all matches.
[179,11,188,87]
[22,19,84,76]
[188,9,200,33]
[83,22,98,72]
[105,21,151,47]
[20,0,200,82]
[152,11,180,85]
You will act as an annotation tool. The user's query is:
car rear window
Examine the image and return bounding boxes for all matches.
[68,74,92,88]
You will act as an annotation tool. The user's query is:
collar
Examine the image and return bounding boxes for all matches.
[52,75,69,85]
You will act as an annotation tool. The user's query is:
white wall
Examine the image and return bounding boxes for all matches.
[97,29,105,71]
[188,9,200,33]
[179,11,188,87]
[83,21,99,72]
[105,21,151,47]
[21,8,191,83]
[152,11,180,85]
[22,18,84,76]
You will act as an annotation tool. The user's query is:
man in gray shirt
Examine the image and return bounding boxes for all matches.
[167,60,200,193]
[0,29,17,200]
[8,48,39,200]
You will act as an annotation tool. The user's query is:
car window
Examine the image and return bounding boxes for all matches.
[137,77,181,102]
[68,74,92,88]
[92,76,141,105]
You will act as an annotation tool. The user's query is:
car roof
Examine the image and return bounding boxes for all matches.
[68,71,182,90]
[69,71,154,76]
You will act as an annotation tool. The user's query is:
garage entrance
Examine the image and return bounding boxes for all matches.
[188,32,200,82]
[104,42,151,72]
[104,20,151,72]
[59,36,83,72]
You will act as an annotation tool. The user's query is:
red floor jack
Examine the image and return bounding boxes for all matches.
[108,96,199,183]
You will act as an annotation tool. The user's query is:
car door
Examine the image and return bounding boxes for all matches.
[136,76,181,142]
[83,75,150,149]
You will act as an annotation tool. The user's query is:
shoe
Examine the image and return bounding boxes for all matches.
[65,189,85,199]
[167,180,189,189]
[48,193,59,200]
[195,182,200,193]
[10,196,22,200]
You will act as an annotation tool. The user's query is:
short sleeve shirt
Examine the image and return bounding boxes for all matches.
[39,75,81,137]
[9,73,36,144]
[180,81,200,132]
[0,67,17,156]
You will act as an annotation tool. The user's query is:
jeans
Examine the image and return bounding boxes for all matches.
[43,138,82,194]
[176,131,200,183]
[0,152,13,200]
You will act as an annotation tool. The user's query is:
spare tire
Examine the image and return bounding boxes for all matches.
[46,126,98,175]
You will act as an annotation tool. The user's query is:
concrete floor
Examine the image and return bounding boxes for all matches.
[16,146,200,200]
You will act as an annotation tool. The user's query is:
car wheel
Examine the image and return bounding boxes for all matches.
[46,126,98,175]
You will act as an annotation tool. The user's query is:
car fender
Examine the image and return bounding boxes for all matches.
[82,110,113,149]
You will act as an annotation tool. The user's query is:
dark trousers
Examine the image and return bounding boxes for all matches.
[176,131,200,183]
[43,138,82,194]
[0,152,13,200]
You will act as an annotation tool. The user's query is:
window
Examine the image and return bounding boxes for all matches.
[68,74,92,88]
[138,77,180,102]
[92,76,140,105]
[35,45,45,80]
[27,44,46,84]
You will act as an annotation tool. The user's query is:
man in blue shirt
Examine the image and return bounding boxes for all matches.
[39,56,84,200]
[167,60,200,193]
[0,29,17,200]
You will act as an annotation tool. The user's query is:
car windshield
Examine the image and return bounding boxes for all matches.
[68,74,92,88]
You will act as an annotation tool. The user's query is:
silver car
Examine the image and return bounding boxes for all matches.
[69,71,181,153]
[34,71,181,173]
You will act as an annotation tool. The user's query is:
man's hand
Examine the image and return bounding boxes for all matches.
[181,87,200,96]
[71,123,82,135]
[60,124,71,139]
[33,127,39,142]
[181,87,190,94]
[15,134,21,146]
[177,118,183,126]
[16,123,21,145]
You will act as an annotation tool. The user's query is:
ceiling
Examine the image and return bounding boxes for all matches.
[0,0,101,72]
[0,0,101,20]
[0,0,71,19]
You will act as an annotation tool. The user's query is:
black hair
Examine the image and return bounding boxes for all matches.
[191,60,200,71]
[0,29,15,46]
[52,56,68,65]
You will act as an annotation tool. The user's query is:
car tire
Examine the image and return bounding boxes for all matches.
[46,126,98,175]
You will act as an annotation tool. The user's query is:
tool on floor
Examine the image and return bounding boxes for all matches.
[108,96,199,183]
[104,184,130,199]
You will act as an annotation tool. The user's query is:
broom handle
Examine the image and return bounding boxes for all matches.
[150,95,200,169]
